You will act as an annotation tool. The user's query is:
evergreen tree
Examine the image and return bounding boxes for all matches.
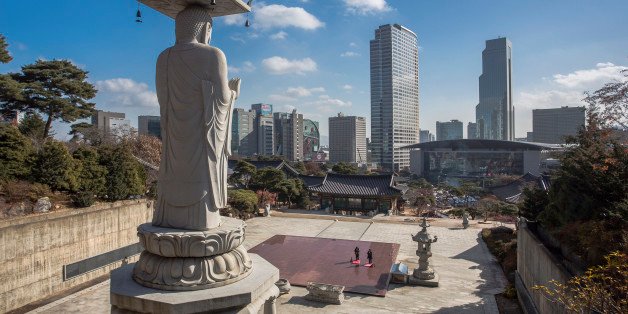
[73,146,107,196]
[228,189,259,213]
[0,59,97,138]
[18,112,49,145]
[0,34,11,63]
[31,140,79,191]
[98,144,146,201]
[249,167,285,192]
[0,124,33,180]
[229,160,256,188]
[332,162,359,175]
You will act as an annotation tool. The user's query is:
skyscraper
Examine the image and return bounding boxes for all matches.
[532,106,585,144]
[329,113,367,163]
[436,120,463,141]
[476,37,514,141]
[419,130,434,143]
[370,24,420,171]
[250,103,274,156]
[273,109,304,161]
[231,108,255,156]
[92,110,130,136]
[467,122,478,139]
[303,119,320,161]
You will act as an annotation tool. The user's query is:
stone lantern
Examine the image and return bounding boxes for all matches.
[409,217,439,287]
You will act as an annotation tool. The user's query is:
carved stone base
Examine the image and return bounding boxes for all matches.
[133,217,253,290]
[408,272,439,287]
[133,245,252,291]
[413,266,436,280]
[304,282,345,305]
[111,254,280,314]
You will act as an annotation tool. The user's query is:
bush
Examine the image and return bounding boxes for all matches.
[98,144,146,201]
[0,124,33,180]
[72,191,95,208]
[28,183,51,202]
[73,146,107,197]
[31,140,79,191]
[228,189,258,214]
[1,180,50,203]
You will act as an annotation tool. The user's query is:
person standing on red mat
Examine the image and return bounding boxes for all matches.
[367,249,373,265]
[354,246,360,261]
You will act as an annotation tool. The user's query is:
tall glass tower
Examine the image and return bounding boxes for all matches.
[370,24,420,171]
[476,37,514,141]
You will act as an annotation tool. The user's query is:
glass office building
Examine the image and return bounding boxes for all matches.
[476,38,514,141]
[370,24,420,171]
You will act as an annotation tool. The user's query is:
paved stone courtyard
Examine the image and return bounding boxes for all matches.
[29,216,507,314]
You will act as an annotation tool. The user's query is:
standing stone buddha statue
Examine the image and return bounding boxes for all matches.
[152,5,240,230]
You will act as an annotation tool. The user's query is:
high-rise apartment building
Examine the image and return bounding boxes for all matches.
[231,108,255,156]
[476,37,514,141]
[329,113,367,163]
[370,24,420,171]
[532,106,585,144]
[92,110,130,135]
[467,122,478,139]
[273,109,304,161]
[436,120,463,141]
[138,115,161,139]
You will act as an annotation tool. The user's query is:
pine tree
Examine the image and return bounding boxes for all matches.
[0,59,97,138]
[31,140,79,191]
[98,144,146,201]
[73,146,107,197]
[0,34,11,63]
[0,124,33,180]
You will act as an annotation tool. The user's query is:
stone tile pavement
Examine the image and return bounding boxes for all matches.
[29,216,506,314]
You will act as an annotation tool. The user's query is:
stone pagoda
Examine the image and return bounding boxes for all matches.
[409,217,439,287]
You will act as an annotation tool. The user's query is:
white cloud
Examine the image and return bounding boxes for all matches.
[343,0,391,14]
[553,62,628,88]
[221,14,246,26]
[262,56,317,75]
[96,78,157,108]
[349,42,357,47]
[342,84,353,90]
[254,4,324,30]
[285,86,325,97]
[228,61,256,74]
[313,95,352,110]
[270,31,288,40]
[269,94,297,102]
[340,51,360,57]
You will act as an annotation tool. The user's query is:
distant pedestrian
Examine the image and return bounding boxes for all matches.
[354,246,360,261]
[367,249,373,264]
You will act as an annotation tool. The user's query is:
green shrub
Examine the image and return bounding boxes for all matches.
[98,144,146,201]
[28,183,51,201]
[72,191,95,208]
[31,140,79,191]
[73,146,107,197]
[0,124,33,180]
[228,189,258,214]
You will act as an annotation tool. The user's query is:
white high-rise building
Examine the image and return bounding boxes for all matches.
[329,113,367,163]
[476,37,514,140]
[370,24,420,171]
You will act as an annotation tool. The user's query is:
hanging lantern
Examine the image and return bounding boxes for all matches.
[247,0,253,6]
[135,0,142,23]
[245,19,250,27]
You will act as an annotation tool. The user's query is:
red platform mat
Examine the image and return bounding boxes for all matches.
[249,235,400,296]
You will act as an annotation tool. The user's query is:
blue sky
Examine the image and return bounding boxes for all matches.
[1,0,627,143]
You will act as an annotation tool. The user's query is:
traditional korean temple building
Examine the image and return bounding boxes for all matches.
[307,173,403,215]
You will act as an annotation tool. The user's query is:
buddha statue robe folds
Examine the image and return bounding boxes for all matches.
[152,5,239,230]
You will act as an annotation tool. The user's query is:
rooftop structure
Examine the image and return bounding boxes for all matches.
[405,139,560,180]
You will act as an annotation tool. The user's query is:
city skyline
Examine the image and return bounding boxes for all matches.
[1,1,627,143]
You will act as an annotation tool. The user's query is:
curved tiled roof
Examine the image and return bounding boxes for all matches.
[308,173,402,196]
[298,174,325,188]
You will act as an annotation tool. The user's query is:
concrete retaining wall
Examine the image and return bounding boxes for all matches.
[0,200,153,313]
[516,221,571,314]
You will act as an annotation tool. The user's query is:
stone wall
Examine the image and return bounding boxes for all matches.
[516,221,571,314]
[0,200,153,313]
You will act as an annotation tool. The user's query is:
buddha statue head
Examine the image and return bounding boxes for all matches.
[175,5,213,44]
